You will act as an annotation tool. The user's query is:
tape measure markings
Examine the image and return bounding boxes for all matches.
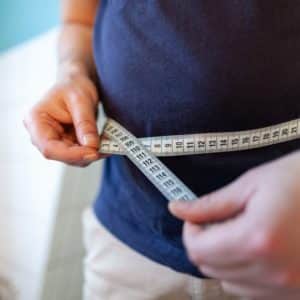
[103,118,197,201]
[101,117,300,202]
[100,118,300,156]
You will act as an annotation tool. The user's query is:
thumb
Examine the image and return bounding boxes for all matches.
[169,177,251,223]
[67,91,100,149]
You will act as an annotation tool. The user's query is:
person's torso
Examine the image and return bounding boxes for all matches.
[93,0,300,277]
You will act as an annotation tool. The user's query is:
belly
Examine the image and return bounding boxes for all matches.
[94,0,300,138]
[94,1,300,229]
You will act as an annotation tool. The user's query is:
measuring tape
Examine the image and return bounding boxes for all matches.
[100,117,300,202]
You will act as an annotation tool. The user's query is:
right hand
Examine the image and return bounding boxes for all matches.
[23,73,107,167]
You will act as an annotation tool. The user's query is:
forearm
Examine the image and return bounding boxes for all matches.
[57,0,100,81]
[58,24,95,80]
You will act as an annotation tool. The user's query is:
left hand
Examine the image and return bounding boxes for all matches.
[169,150,300,300]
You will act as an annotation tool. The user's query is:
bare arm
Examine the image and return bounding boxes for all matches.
[23,0,108,167]
[58,0,100,80]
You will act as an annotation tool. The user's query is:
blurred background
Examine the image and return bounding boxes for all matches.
[0,1,102,299]
[0,1,59,52]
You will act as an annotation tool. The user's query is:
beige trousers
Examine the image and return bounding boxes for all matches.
[82,208,240,300]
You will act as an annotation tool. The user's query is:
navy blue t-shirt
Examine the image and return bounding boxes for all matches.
[93,1,300,277]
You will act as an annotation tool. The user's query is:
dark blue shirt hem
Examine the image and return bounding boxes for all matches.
[93,199,205,278]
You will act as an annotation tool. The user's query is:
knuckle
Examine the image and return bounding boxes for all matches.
[275,271,292,287]
[76,119,95,132]
[247,230,275,258]
[202,192,214,204]
[67,88,83,102]
[186,244,203,265]
[41,146,51,159]
[274,271,300,288]
[85,81,99,104]
[183,225,203,265]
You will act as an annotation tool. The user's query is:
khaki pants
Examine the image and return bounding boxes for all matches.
[82,208,240,300]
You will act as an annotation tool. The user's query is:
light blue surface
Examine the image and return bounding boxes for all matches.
[0,1,59,52]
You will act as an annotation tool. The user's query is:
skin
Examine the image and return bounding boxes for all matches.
[169,150,300,299]
[24,1,300,298]
[23,0,104,167]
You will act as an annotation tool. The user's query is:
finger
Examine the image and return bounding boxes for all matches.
[221,281,266,298]
[183,219,250,266]
[61,126,78,144]
[66,160,92,168]
[201,263,261,281]
[200,263,280,289]
[61,136,75,146]
[27,115,100,163]
[221,281,290,299]
[40,139,100,163]
[66,91,100,149]
[24,111,64,137]
[169,176,253,223]
[27,113,61,147]
[36,113,65,135]
[201,262,299,290]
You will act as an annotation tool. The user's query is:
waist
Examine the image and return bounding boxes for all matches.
[101,137,300,203]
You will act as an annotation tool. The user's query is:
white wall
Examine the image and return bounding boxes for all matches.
[0,28,102,300]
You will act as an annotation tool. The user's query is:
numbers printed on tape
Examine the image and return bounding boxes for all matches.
[101,119,300,156]
[103,119,197,201]
[101,118,300,202]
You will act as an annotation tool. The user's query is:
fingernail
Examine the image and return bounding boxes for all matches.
[83,134,98,146]
[83,153,99,161]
